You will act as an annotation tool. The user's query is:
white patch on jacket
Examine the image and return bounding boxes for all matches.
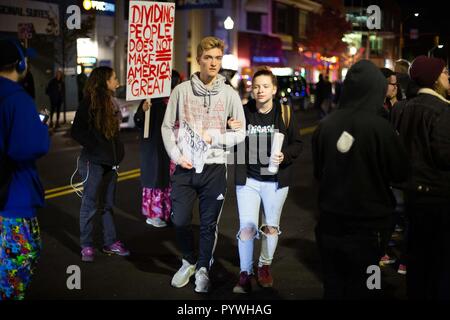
[336,131,355,153]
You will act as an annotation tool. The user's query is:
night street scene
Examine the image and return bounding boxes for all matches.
[1,0,450,314]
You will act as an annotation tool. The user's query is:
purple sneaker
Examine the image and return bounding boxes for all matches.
[81,247,95,262]
[102,241,130,256]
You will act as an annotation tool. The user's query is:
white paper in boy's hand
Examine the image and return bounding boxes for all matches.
[268,132,285,174]
[178,121,210,173]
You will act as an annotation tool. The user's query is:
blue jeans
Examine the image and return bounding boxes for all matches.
[235,178,289,273]
[78,156,118,248]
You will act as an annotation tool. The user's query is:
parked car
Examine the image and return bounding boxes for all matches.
[114,85,141,129]
[276,75,308,110]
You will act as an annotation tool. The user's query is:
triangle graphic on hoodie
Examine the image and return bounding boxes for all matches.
[213,99,225,112]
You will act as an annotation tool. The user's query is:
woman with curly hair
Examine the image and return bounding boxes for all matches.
[71,66,130,262]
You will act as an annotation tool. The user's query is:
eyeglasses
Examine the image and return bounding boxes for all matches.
[389,83,398,86]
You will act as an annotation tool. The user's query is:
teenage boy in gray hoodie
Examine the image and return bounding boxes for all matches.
[162,36,246,293]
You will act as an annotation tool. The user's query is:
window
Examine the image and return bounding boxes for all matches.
[369,35,383,56]
[299,11,307,38]
[274,2,290,34]
[247,12,263,31]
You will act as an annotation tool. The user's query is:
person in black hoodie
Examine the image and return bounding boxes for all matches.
[232,67,302,293]
[133,70,181,228]
[395,56,450,299]
[71,66,129,262]
[312,60,410,299]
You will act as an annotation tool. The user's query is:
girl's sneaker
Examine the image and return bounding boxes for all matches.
[257,265,273,288]
[81,247,95,262]
[398,264,407,275]
[379,254,396,266]
[102,241,130,256]
[233,272,252,294]
[146,217,168,228]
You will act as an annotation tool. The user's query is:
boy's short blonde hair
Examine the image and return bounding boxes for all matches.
[197,36,225,58]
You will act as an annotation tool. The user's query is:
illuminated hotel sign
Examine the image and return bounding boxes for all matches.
[83,0,115,15]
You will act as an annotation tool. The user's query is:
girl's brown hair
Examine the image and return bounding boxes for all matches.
[83,66,118,140]
[252,66,277,86]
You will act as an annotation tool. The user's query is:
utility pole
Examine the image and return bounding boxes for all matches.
[114,0,125,84]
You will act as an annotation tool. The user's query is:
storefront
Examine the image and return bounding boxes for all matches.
[0,0,60,109]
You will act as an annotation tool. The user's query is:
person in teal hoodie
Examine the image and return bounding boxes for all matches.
[0,39,50,300]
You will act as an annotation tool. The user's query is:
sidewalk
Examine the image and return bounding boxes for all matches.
[48,111,76,133]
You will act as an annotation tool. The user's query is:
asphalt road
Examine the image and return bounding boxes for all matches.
[26,108,406,301]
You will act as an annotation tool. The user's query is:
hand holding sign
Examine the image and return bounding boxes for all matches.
[142,100,151,112]
[143,98,151,139]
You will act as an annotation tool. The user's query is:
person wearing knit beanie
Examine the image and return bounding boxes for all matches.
[409,56,446,88]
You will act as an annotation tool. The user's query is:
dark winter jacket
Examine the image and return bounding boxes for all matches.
[134,98,171,189]
[235,99,303,188]
[394,88,450,200]
[0,76,50,218]
[46,77,64,104]
[71,98,124,167]
[312,60,410,221]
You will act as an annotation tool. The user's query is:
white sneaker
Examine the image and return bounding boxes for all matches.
[146,217,168,228]
[171,259,196,288]
[194,267,210,293]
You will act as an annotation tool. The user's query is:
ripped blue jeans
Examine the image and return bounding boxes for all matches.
[235,178,289,274]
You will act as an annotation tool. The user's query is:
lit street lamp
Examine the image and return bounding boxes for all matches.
[224,16,234,54]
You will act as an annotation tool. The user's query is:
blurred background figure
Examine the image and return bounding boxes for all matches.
[20,64,35,99]
[394,59,411,100]
[45,70,64,129]
[77,66,88,106]
[314,74,332,119]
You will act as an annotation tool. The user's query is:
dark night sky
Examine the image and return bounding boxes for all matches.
[343,0,449,60]
[344,0,447,33]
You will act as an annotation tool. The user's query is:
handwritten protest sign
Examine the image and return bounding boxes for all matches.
[179,120,210,173]
[126,1,175,101]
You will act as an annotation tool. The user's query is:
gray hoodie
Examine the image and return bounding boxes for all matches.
[162,73,246,167]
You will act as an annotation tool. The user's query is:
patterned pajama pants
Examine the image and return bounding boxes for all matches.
[0,217,41,300]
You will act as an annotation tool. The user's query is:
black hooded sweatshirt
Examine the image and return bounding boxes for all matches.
[312,60,410,221]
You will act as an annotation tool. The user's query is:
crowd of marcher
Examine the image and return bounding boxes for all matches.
[1,34,450,300]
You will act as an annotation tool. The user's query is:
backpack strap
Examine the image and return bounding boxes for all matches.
[281,103,291,129]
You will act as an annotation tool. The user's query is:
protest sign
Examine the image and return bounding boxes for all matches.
[127,1,175,100]
[126,1,175,137]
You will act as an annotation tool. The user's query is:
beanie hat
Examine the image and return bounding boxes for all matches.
[409,55,445,88]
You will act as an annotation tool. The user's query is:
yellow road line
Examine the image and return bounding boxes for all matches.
[45,172,142,200]
[44,125,317,200]
[117,173,141,182]
[44,168,141,195]
[45,183,82,195]
[300,125,317,136]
